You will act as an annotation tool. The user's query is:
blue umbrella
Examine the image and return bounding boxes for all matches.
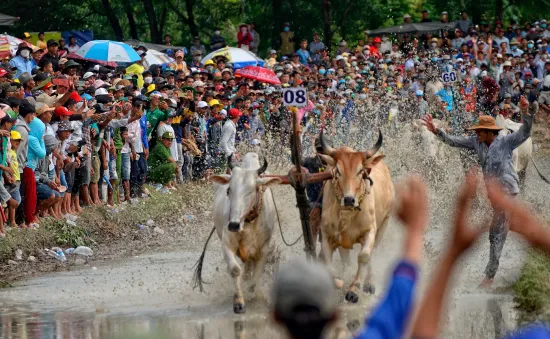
[75,40,141,63]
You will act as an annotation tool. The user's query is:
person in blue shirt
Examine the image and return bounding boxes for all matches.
[296,39,311,65]
[8,44,35,79]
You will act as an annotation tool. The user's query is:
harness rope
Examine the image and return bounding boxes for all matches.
[271,191,303,247]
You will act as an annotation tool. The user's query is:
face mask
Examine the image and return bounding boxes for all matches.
[431,57,439,62]
[389,65,395,71]
[276,72,283,77]
[206,66,214,71]
[452,55,457,59]
[194,56,201,61]
[368,62,374,67]
[542,24,547,29]
[432,43,438,47]
[319,69,326,75]
[144,76,153,84]
[215,30,220,35]
[512,46,517,50]
[528,44,534,49]
[20,50,30,58]
[351,61,357,67]
[284,27,290,32]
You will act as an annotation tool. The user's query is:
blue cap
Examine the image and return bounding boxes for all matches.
[82,93,93,101]
[415,90,424,96]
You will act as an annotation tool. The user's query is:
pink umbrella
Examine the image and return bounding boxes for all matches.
[66,52,117,68]
[234,66,281,85]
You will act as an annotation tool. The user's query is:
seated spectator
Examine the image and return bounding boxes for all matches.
[147,131,177,188]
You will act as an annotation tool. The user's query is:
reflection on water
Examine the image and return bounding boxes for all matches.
[0,295,518,339]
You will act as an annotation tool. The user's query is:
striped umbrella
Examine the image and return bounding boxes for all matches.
[75,40,140,63]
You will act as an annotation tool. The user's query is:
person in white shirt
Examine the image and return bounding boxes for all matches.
[67,36,80,54]
[219,108,241,172]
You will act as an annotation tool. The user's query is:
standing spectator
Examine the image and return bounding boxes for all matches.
[403,14,412,24]
[494,29,510,50]
[169,50,189,75]
[190,36,206,57]
[296,40,311,65]
[38,40,60,72]
[421,10,432,23]
[9,44,34,79]
[237,24,253,51]
[456,11,473,35]
[67,36,80,53]
[249,23,260,55]
[440,11,449,23]
[209,28,227,51]
[309,32,325,59]
[280,22,295,57]
[36,32,47,50]
[164,34,172,46]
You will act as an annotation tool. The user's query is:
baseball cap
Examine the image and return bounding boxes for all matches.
[272,259,337,320]
[481,70,488,77]
[54,106,74,117]
[228,108,242,118]
[162,131,175,139]
[197,101,208,108]
[57,121,74,133]
[83,72,95,80]
[10,130,22,140]
[46,39,58,47]
[95,88,109,96]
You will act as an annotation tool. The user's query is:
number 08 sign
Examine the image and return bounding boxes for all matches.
[282,88,308,107]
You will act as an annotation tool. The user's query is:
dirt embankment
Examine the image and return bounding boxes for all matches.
[0,182,216,287]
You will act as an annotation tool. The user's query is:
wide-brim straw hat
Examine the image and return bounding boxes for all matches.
[466,116,503,131]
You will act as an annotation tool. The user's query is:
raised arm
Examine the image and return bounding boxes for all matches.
[503,96,535,149]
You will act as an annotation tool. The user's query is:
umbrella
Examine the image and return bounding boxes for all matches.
[75,40,140,63]
[0,35,37,58]
[234,66,280,85]
[144,49,174,68]
[66,52,117,68]
[201,47,264,69]
[366,21,456,35]
[0,13,18,26]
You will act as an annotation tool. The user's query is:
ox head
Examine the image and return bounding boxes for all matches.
[317,130,385,208]
[210,155,281,232]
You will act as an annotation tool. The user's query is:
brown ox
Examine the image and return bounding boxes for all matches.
[317,130,394,303]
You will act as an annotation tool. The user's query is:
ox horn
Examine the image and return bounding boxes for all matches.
[227,154,236,170]
[365,129,383,158]
[257,157,268,176]
[318,130,336,156]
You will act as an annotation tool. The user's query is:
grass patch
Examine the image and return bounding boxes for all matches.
[513,249,550,323]
[0,182,213,281]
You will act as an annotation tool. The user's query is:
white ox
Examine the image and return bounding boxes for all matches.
[205,153,281,314]
[495,114,532,177]
[317,131,395,303]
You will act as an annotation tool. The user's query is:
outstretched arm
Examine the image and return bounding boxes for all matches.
[503,96,535,149]
[422,114,477,150]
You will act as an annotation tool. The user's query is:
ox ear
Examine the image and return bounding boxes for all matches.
[256,177,282,188]
[210,174,231,185]
[363,154,385,170]
[318,154,336,167]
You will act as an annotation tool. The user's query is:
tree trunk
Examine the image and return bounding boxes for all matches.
[159,2,168,40]
[322,0,332,51]
[125,1,138,40]
[495,0,503,21]
[272,0,283,49]
[101,0,124,41]
[142,0,161,43]
[184,0,199,38]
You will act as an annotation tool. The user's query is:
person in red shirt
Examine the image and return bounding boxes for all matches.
[237,24,253,50]
[481,71,500,114]
[370,37,382,58]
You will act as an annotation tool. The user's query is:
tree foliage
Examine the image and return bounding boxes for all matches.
[0,0,548,56]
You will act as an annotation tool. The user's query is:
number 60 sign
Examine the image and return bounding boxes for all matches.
[283,88,308,107]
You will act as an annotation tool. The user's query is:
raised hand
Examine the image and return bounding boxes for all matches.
[421,114,437,134]
[396,175,429,233]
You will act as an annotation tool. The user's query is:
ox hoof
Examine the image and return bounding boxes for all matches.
[248,284,256,293]
[363,284,376,294]
[233,302,246,314]
[345,291,359,303]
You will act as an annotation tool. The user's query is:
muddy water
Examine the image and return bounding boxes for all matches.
[1,130,549,339]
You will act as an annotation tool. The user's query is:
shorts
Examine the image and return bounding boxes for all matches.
[6,181,21,204]
[91,155,101,184]
[36,182,61,200]
[539,91,550,105]
[82,156,91,185]
[121,153,131,181]
[0,178,12,202]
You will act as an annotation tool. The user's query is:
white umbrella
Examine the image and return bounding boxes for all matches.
[143,49,174,68]
[75,40,140,63]
[201,47,264,69]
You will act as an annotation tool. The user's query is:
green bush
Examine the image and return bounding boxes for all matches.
[513,250,550,322]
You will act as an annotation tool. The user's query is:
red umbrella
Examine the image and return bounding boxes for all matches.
[66,52,117,68]
[234,66,281,85]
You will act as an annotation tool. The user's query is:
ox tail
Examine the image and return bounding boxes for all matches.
[192,226,216,292]
[530,155,550,185]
